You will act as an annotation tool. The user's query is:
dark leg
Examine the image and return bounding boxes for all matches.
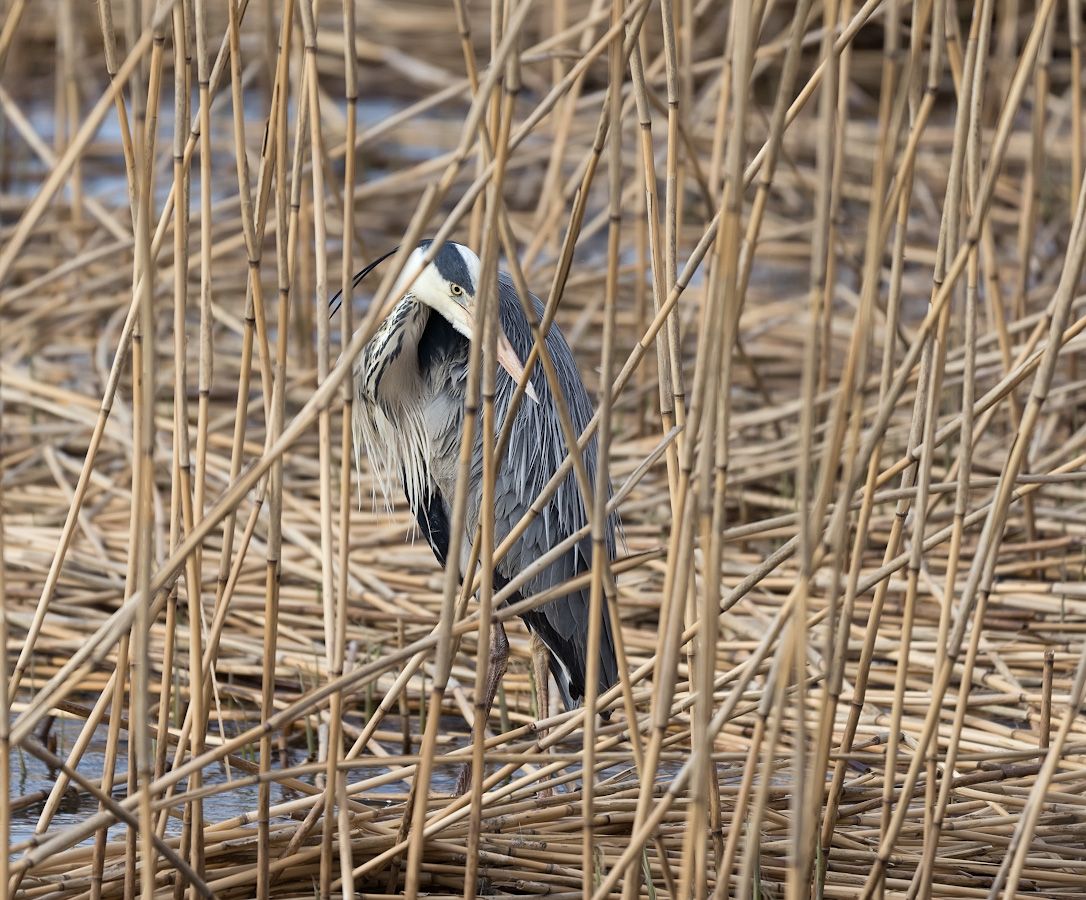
[530,632,555,798]
[454,620,509,796]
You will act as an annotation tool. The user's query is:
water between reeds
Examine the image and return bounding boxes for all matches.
[6,711,465,849]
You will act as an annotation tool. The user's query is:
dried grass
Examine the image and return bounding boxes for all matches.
[2,1,1086,897]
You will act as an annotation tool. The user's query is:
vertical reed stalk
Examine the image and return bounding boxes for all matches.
[6,5,1086,899]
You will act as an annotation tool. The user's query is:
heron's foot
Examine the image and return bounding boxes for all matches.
[454,761,473,797]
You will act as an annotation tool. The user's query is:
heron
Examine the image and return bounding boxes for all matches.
[332,239,619,794]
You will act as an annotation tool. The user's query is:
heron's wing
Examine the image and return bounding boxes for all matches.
[485,274,621,707]
[502,498,619,707]
[490,406,619,704]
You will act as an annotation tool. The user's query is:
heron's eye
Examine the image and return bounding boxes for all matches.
[450,283,464,297]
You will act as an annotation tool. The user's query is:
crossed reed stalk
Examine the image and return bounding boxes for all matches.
[2,0,1086,897]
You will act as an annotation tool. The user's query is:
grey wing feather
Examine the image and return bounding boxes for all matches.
[484,274,620,704]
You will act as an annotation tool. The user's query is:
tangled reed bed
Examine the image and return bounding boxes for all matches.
[2,0,1086,896]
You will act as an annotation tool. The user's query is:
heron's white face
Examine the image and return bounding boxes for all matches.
[397,242,537,401]
[393,243,480,311]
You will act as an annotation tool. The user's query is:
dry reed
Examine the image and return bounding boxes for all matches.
[3,1,1086,898]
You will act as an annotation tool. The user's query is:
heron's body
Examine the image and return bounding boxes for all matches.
[350,242,618,717]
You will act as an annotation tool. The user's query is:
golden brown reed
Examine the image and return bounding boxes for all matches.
[2,1,1086,898]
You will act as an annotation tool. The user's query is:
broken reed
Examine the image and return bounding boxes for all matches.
[2,1,1086,898]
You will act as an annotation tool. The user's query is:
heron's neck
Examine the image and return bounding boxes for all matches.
[358,296,428,406]
[352,298,466,515]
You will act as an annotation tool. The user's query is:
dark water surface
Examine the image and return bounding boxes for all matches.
[6,710,469,854]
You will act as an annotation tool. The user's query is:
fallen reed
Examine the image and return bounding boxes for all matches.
[2,1,1086,898]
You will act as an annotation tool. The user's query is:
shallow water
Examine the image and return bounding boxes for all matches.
[8,716,303,851]
[7,702,671,859]
[5,710,470,853]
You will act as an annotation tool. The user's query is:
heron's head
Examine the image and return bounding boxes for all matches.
[393,240,483,334]
[338,240,537,400]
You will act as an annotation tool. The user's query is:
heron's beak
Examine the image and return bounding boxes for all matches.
[424,295,540,403]
[495,333,541,404]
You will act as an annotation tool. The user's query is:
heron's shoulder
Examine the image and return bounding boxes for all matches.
[496,272,573,352]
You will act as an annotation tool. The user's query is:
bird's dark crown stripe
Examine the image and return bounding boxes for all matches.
[418,239,474,295]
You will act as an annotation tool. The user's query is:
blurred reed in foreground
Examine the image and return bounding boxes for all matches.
[2,1,1086,897]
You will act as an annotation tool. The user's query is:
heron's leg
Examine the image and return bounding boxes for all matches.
[454,620,509,796]
[530,632,555,798]
[530,631,551,720]
[481,619,510,726]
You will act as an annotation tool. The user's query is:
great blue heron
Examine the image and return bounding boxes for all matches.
[333,239,619,794]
